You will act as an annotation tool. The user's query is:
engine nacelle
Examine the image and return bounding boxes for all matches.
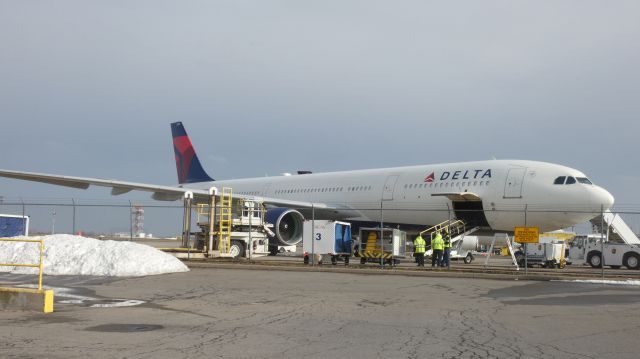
[265,208,305,246]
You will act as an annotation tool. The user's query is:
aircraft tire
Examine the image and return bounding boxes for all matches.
[464,253,473,264]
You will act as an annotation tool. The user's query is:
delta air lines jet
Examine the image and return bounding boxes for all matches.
[0,122,615,248]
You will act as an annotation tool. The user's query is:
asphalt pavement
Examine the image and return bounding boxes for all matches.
[2,266,640,359]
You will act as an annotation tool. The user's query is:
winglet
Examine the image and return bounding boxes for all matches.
[171,122,214,184]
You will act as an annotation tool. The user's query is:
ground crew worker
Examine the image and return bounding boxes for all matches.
[413,234,426,267]
[441,228,452,267]
[431,231,444,267]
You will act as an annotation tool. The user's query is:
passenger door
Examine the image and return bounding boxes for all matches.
[382,175,399,201]
[504,168,526,198]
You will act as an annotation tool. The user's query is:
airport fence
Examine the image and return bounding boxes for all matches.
[0,197,183,239]
[1,196,640,276]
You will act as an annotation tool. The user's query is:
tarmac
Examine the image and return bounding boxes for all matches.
[2,262,640,359]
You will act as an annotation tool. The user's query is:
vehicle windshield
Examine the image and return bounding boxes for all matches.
[577,177,593,184]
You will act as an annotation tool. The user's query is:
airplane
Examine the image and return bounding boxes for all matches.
[0,122,615,252]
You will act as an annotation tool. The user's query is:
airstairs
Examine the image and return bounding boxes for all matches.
[590,210,640,245]
[419,219,480,247]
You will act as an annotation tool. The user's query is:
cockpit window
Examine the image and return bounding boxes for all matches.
[565,176,576,185]
[554,176,566,185]
[577,177,593,185]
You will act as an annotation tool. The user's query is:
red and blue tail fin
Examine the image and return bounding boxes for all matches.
[171,122,214,184]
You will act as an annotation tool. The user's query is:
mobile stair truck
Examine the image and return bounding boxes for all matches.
[566,211,640,269]
[303,220,352,265]
[357,227,407,266]
[568,234,640,270]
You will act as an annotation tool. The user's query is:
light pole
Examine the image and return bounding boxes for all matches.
[51,209,56,234]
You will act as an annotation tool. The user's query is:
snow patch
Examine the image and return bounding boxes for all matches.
[558,279,640,286]
[0,234,188,276]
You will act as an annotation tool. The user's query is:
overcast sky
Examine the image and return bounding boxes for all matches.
[1,1,639,235]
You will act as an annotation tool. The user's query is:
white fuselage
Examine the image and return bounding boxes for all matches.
[185,160,614,232]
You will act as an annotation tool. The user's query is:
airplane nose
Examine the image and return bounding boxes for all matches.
[592,186,615,210]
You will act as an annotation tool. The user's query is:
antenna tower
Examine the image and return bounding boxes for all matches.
[132,204,145,236]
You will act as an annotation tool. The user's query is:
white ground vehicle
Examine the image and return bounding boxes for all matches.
[195,200,275,259]
[448,236,478,264]
[515,241,566,268]
[302,220,352,265]
[568,235,640,270]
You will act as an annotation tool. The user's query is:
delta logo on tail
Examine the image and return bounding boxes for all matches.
[170,122,214,184]
[173,135,196,184]
[424,169,492,182]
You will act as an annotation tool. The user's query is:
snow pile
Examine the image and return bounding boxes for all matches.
[0,234,188,276]
[560,279,640,286]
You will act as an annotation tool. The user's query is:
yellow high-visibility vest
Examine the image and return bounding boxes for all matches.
[414,236,426,254]
[432,233,444,251]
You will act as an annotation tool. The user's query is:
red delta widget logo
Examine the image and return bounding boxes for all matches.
[424,169,492,182]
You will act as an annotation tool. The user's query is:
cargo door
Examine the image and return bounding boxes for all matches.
[382,175,399,201]
[504,168,526,198]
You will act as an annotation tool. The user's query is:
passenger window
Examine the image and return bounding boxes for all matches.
[554,176,566,185]
[566,177,576,185]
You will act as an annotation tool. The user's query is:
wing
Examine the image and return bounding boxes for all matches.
[0,169,332,209]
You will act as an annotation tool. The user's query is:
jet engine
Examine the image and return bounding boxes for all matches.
[265,208,305,246]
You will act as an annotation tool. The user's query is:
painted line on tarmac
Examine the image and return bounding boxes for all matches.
[15,284,147,308]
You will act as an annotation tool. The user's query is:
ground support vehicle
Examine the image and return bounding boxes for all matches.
[449,248,476,264]
[418,220,480,265]
[515,241,566,268]
[568,234,640,270]
[448,236,478,264]
[302,220,352,265]
[193,196,275,259]
[356,228,407,266]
